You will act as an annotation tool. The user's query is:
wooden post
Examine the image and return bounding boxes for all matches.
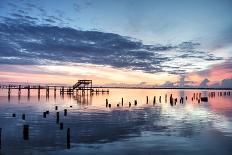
[43,112,46,118]
[55,106,58,110]
[64,109,67,116]
[106,99,108,107]
[56,112,59,124]
[18,85,21,96]
[60,123,64,130]
[67,128,70,149]
[153,96,156,104]
[121,98,123,106]
[129,102,131,107]
[27,85,30,98]
[8,85,11,99]
[134,100,137,106]
[54,87,56,96]
[22,114,25,120]
[0,128,2,149]
[12,113,16,117]
[23,125,29,140]
[146,96,148,104]
[159,96,161,103]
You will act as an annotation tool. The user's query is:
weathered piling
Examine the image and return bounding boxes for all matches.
[153,96,156,105]
[170,94,173,106]
[0,128,2,149]
[55,106,58,110]
[46,86,49,98]
[67,128,70,149]
[64,109,67,116]
[18,85,21,96]
[106,99,108,107]
[27,85,30,98]
[159,96,161,103]
[23,125,29,140]
[38,85,41,97]
[46,110,49,114]
[43,112,46,118]
[146,96,148,104]
[129,102,131,107]
[121,98,123,106]
[108,104,111,108]
[54,87,56,96]
[8,85,11,97]
[134,100,137,106]
[165,94,167,103]
[201,97,208,102]
[22,114,25,120]
[56,112,60,124]
[117,104,119,107]
[60,122,64,130]
[12,113,16,117]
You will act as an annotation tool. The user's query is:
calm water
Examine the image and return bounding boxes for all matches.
[0,88,232,155]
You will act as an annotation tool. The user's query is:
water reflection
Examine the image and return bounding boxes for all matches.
[0,89,232,155]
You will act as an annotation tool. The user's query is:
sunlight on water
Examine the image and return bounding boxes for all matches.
[0,88,232,155]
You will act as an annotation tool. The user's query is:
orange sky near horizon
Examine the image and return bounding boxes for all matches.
[0,61,231,86]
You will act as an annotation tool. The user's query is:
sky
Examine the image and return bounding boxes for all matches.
[0,0,231,87]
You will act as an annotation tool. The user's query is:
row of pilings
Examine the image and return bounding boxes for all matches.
[0,105,72,150]
[105,91,231,108]
[6,85,109,102]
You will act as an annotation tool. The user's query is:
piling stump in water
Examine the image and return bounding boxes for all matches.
[60,123,64,130]
[56,112,60,124]
[108,104,111,108]
[106,99,108,107]
[121,98,123,106]
[23,125,29,140]
[153,96,156,105]
[43,112,46,118]
[64,109,67,116]
[22,114,25,120]
[134,100,137,106]
[146,96,148,104]
[201,97,208,102]
[0,128,2,149]
[67,128,70,149]
[12,113,16,117]
[46,111,49,115]
[55,106,58,110]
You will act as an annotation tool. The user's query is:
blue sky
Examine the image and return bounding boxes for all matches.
[0,0,231,86]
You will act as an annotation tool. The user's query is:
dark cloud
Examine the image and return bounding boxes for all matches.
[199,78,210,87]
[0,16,223,74]
[221,78,232,88]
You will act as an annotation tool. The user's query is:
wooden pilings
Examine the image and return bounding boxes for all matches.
[0,128,2,149]
[56,112,59,124]
[23,125,29,140]
[67,128,70,149]
[106,99,108,107]
[22,114,25,120]
[153,96,156,105]
[64,109,67,116]
[60,123,64,130]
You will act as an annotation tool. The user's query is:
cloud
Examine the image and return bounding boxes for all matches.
[0,15,223,75]
[221,78,232,88]
[199,78,210,87]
